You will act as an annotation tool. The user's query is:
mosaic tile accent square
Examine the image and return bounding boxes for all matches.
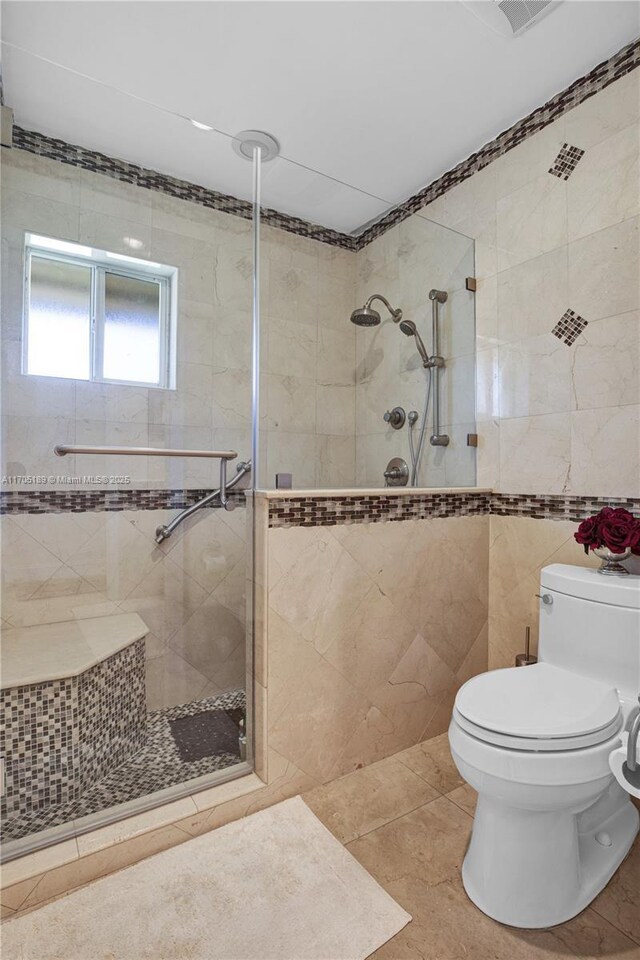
[552,308,588,345]
[549,142,585,180]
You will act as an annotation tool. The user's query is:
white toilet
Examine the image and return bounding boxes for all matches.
[449,563,640,929]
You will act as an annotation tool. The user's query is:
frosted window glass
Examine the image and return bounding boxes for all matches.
[103,273,161,384]
[27,257,92,379]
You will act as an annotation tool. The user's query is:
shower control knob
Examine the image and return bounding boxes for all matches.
[383,407,406,429]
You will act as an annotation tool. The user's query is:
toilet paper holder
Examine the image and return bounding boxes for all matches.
[515,626,537,667]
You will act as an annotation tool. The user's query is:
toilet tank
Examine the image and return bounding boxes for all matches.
[538,564,640,699]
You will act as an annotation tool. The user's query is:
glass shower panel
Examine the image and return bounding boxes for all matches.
[0,55,258,860]
[257,152,476,492]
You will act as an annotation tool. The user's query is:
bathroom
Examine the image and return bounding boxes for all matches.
[0,1,639,957]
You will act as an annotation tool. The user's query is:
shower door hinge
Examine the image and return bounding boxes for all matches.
[467,433,478,447]
[465,277,477,292]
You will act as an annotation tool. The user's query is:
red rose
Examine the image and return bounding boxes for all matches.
[599,508,640,554]
[628,525,640,556]
[574,515,600,554]
[574,507,640,556]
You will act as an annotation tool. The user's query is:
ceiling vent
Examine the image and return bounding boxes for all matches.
[461,0,562,38]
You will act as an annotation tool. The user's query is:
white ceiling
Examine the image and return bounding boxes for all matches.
[2,1,639,234]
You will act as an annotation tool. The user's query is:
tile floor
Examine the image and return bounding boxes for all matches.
[304,734,640,960]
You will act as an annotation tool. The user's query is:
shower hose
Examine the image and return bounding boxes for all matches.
[408,367,433,487]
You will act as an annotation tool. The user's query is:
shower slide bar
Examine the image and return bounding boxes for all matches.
[53,444,241,514]
[428,289,449,448]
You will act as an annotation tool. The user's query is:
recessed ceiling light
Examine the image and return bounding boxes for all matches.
[124,237,144,250]
[190,119,213,131]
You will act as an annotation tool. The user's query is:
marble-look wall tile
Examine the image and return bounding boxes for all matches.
[570,404,640,498]
[1,149,358,494]
[499,413,571,495]
[408,72,640,497]
[567,123,639,241]
[496,175,567,272]
[488,515,600,669]
[266,516,488,781]
[1,504,250,713]
[568,216,640,324]
[571,312,640,410]
[564,68,640,150]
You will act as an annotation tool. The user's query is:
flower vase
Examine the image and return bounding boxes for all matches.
[593,547,632,576]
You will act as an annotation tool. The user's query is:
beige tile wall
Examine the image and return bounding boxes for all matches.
[0,149,357,491]
[413,68,639,668]
[421,68,640,499]
[0,504,248,710]
[261,513,489,783]
[487,514,601,670]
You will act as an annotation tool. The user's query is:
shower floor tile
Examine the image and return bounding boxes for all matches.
[2,690,245,843]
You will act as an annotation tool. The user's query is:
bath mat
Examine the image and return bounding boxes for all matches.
[2,795,411,960]
[168,706,244,762]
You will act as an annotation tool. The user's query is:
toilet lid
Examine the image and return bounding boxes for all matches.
[455,663,620,739]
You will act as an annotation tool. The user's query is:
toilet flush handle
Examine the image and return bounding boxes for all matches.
[536,593,553,605]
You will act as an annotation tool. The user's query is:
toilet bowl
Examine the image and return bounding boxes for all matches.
[449,563,640,929]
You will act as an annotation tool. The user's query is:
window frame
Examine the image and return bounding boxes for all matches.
[23,235,178,389]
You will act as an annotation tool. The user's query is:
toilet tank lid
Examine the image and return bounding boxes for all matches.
[541,564,640,608]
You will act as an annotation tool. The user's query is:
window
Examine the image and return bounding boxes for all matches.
[24,234,177,388]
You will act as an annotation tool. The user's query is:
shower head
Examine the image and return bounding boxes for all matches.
[399,319,431,367]
[350,294,402,327]
[350,305,381,327]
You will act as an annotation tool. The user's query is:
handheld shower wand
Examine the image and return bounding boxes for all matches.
[398,319,431,367]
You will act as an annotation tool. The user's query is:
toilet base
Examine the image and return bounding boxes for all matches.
[462,788,639,928]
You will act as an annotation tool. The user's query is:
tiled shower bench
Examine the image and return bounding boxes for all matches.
[0,613,148,822]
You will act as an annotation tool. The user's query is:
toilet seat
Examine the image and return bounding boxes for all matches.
[452,706,622,751]
[455,662,622,752]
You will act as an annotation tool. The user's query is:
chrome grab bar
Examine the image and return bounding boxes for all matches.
[54,445,237,459]
[155,460,252,543]
[53,445,239,513]
[628,697,640,773]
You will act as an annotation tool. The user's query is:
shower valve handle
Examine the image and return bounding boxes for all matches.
[383,407,406,429]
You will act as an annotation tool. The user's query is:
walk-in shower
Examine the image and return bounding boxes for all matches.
[1,34,476,863]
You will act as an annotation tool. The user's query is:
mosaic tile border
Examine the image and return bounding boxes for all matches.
[268,491,491,527]
[267,492,640,528]
[353,38,640,249]
[10,126,356,252]
[8,39,639,252]
[2,488,639,525]
[0,487,245,515]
